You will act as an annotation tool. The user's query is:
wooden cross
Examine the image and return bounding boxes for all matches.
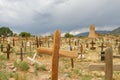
[39,37,43,47]
[118,43,120,54]
[99,42,106,52]
[2,35,5,43]
[21,41,24,47]
[36,36,39,48]
[37,30,78,80]
[6,44,12,60]
[115,39,119,46]
[20,47,23,61]
[90,40,96,50]
[16,47,26,61]
[13,38,15,46]
[86,42,89,48]
[89,47,120,80]
[68,45,74,68]
[1,44,4,52]
[79,43,84,59]
[0,37,1,43]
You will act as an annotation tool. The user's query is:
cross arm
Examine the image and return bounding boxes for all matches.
[37,47,78,58]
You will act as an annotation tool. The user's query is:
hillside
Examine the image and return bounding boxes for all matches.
[110,27,120,34]
[76,27,120,37]
[76,31,110,36]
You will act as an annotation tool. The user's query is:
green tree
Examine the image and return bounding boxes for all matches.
[0,27,13,37]
[19,32,31,37]
[64,32,74,38]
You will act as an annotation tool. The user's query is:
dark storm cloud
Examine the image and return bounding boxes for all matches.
[0,0,120,35]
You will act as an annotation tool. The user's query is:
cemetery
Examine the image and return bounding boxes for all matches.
[0,25,120,80]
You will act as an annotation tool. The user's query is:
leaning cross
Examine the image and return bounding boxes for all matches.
[89,47,120,80]
[37,30,78,80]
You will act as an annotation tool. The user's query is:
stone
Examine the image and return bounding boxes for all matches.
[12,67,17,72]
[9,78,15,80]
[9,65,15,69]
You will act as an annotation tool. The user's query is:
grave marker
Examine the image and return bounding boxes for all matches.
[90,40,96,50]
[1,44,4,52]
[6,44,12,60]
[20,48,23,61]
[99,42,106,52]
[36,36,39,48]
[37,30,78,80]
[13,38,15,46]
[118,43,120,54]
[89,47,120,80]
[51,30,60,80]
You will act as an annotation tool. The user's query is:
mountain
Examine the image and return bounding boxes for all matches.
[110,27,120,35]
[76,30,111,37]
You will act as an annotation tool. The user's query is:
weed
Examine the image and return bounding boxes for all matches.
[14,73,19,80]
[0,61,5,69]
[0,55,6,60]
[22,75,27,80]
[0,70,8,80]
[14,61,19,68]
[19,61,29,71]
[81,75,92,80]
[39,64,47,71]
[27,52,34,57]
[73,68,82,76]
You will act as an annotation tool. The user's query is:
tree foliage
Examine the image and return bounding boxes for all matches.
[64,32,74,38]
[19,32,31,37]
[0,27,13,37]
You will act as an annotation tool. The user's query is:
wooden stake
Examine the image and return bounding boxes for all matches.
[105,47,113,80]
[51,30,60,80]
[20,48,23,61]
[6,44,11,60]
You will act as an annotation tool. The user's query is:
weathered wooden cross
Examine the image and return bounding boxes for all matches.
[16,47,27,61]
[37,30,78,80]
[89,47,120,80]
[99,42,106,52]
[90,40,96,50]
[5,44,12,60]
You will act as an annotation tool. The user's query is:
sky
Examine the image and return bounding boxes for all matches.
[0,0,120,36]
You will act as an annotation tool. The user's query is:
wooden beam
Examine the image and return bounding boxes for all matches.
[37,47,78,58]
[89,63,105,71]
[51,30,60,80]
[89,63,120,71]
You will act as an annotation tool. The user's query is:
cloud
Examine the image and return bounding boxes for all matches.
[0,0,120,35]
